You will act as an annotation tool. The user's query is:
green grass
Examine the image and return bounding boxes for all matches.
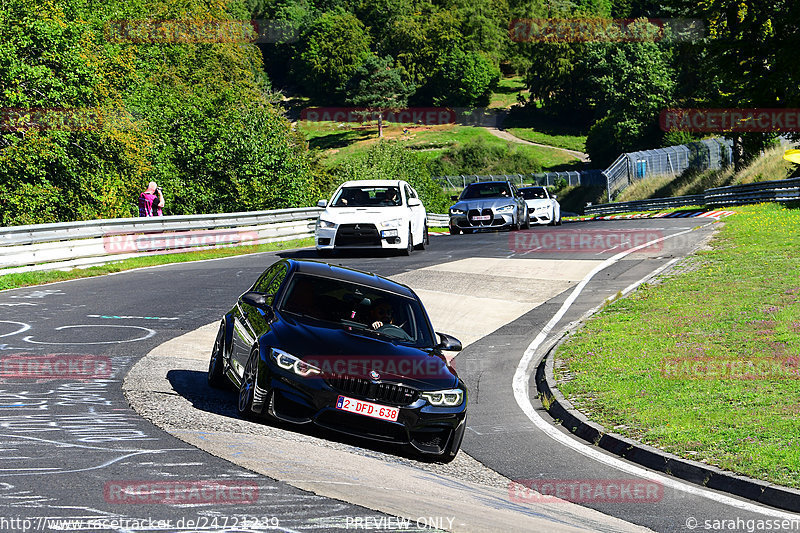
[297,121,581,172]
[489,76,529,110]
[504,127,587,153]
[555,203,800,488]
[0,237,314,291]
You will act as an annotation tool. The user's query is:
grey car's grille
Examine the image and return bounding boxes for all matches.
[468,208,493,226]
[326,375,419,406]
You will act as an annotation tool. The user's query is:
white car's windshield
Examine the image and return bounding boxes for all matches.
[520,187,548,200]
[332,186,402,207]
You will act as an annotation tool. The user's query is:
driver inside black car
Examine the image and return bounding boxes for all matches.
[368,300,394,329]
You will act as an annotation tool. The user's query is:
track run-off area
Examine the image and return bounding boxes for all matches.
[1,217,797,532]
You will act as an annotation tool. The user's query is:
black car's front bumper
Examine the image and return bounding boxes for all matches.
[254,358,467,456]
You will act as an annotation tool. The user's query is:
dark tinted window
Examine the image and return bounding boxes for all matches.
[461,182,512,199]
[520,187,548,200]
[279,273,434,347]
[332,186,401,207]
[254,263,288,302]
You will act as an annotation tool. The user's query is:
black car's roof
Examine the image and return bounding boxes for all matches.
[286,259,417,299]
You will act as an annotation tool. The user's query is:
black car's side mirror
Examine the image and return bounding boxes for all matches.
[435,332,462,352]
[241,291,269,308]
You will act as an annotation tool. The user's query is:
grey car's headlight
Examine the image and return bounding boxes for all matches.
[495,205,515,213]
[421,389,464,407]
[271,348,321,377]
[450,208,465,215]
[317,219,336,229]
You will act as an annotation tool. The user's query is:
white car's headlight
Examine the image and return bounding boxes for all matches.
[271,348,320,377]
[317,219,336,229]
[379,218,403,229]
[421,389,464,407]
[450,208,465,215]
[495,205,515,213]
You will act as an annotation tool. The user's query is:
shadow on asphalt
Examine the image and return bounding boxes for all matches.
[165,369,430,463]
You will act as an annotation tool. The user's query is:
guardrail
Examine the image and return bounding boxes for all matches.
[0,208,451,274]
[584,177,800,216]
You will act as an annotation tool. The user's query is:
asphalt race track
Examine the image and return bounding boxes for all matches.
[1,218,798,532]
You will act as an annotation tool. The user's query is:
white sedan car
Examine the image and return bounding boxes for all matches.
[519,186,561,226]
[315,180,428,256]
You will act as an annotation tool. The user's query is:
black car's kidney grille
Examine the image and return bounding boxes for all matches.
[334,224,380,246]
[326,374,419,406]
[468,208,493,226]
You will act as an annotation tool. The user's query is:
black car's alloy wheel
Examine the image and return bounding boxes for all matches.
[208,321,227,388]
[238,350,258,418]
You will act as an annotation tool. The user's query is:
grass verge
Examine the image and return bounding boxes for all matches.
[0,237,314,291]
[555,203,800,488]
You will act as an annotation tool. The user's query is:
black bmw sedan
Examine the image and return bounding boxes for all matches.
[208,258,467,462]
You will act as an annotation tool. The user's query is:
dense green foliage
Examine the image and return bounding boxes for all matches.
[332,141,450,213]
[4,0,800,225]
[0,0,325,226]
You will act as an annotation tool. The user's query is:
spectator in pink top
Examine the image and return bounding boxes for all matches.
[138,181,164,217]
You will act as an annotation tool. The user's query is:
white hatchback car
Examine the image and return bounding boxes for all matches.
[315,180,428,256]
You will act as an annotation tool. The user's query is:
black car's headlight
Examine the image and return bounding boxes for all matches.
[271,348,321,377]
[450,208,465,215]
[421,389,464,407]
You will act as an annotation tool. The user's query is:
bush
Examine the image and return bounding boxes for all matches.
[427,137,542,176]
[331,141,449,213]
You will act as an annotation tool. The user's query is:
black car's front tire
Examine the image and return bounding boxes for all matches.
[208,321,227,389]
[238,349,258,419]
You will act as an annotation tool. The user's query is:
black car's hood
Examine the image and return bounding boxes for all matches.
[267,314,458,390]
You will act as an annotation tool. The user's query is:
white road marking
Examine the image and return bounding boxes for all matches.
[512,225,800,519]
[0,321,31,338]
[22,325,156,345]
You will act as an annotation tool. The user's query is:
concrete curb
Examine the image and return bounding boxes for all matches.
[535,338,800,513]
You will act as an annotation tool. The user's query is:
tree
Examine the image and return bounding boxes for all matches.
[420,47,501,107]
[345,54,414,137]
[334,141,449,213]
[293,10,371,102]
[583,20,676,165]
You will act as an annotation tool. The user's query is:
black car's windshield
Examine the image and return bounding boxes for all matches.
[520,187,547,200]
[332,186,402,207]
[280,273,434,347]
[460,182,512,200]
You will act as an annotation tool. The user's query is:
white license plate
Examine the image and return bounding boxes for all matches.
[336,395,399,422]
[471,215,491,221]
